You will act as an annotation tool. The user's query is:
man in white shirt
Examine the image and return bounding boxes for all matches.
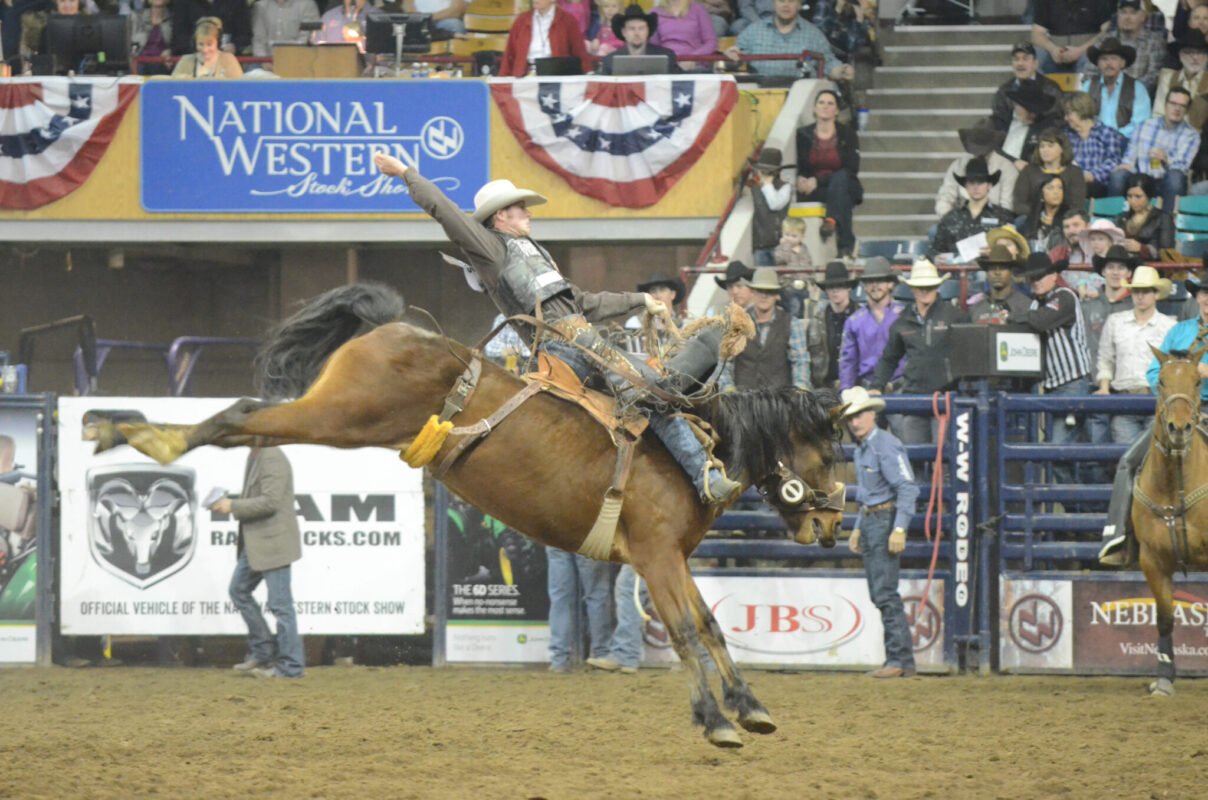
[1093,265,1176,443]
[404,0,468,34]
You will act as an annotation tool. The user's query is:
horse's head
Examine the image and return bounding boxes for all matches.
[1152,344,1206,455]
[709,388,846,548]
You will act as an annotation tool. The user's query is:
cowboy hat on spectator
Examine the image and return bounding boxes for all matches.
[637,271,686,304]
[612,3,658,39]
[1019,252,1061,281]
[955,157,1001,187]
[714,260,754,288]
[958,119,1006,157]
[748,267,783,293]
[859,256,895,282]
[1004,80,1057,116]
[987,225,1031,260]
[1088,36,1137,68]
[900,259,947,288]
[1092,243,1139,274]
[1123,265,1172,299]
[816,260,857,288]
[978,241,1023,270]
[839,386,885,418]
[1077,218,1125,253]
[473,179,547,222]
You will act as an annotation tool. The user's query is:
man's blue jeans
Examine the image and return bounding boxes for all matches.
[1045,375,1090,484]
[546,548,613,669]
[860,509,915,671]
[1111,413,1149,445]
[1037,48,1090,76]
[229,551,304,677]
[605,564,645,669]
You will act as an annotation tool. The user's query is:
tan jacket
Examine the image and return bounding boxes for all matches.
[231,447,301,572]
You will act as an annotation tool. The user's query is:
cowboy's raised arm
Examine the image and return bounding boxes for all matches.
[374,154,504,268]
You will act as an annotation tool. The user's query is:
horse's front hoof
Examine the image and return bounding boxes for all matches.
[1148,678,1175,697]
[706,724,743,748]
[738,709,777,735]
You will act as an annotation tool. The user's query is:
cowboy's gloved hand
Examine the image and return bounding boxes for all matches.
[644,294,667,315]
[889,528,906,554]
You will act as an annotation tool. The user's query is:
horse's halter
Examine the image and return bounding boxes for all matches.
[1156,381,1200,458]
[758,461,846,514]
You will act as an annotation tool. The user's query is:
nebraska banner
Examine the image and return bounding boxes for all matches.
[58,397,425,636]
[491,75,737,208]
[0,77,139,210]
[1000,575,1208,675]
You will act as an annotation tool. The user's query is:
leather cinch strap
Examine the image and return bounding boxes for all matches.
[432,381,545,478]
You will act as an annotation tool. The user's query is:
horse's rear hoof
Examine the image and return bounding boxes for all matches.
[1148,678,1175,697]
[706,725,744,748]
[738,710,777,735]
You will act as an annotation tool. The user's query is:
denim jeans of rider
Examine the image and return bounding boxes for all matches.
[860,508,916,670]
[546,548,613,669]
[229,551,305,677]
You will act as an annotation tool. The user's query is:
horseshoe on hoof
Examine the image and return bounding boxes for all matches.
[738,710,777,735]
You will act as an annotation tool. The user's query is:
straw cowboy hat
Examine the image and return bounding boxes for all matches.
[636,271,686,304]
[859,256,895,282]
[1088,36,1137,68]
[612,3,658,39]
[839,386,885,418]
[1077,219,1125,252]
[1091,243,1139,274]
[1019,252,1061,281]
[1122,265,1172,299]
[472,179,547,222]
[900,259,947,288]
[816,260,857,288]
[987,225,1031,261]
[955,157,1001,187]
[958,119,1006,157]
[715,259,754,288]
[748,267,783,292]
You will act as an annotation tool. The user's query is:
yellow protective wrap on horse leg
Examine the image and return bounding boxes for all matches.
[401,415,453,468]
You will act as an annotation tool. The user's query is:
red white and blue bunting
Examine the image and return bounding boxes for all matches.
[491,75,738,208]
[0,77,139,210]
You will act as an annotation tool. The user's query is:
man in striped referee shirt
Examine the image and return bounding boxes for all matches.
[1008,252,1094,484]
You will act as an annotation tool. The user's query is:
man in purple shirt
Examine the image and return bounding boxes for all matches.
[839,257,905,389]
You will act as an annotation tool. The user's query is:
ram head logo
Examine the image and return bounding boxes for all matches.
[87,464,197,589]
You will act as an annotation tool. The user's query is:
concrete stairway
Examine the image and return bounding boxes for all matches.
[855,23,1031,246]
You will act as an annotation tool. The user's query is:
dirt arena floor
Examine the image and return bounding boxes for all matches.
[4,665,1208,800]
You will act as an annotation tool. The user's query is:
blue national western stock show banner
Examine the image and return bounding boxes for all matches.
[140,80,489,213]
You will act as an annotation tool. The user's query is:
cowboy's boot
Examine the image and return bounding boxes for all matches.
[660,327,723,395]
[1098,428,1151,566]
[647,414,742,505]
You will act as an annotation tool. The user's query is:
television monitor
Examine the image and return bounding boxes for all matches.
[364,12,433,56]
[45,14,131,74]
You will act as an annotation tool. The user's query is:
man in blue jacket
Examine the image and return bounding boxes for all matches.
[1099,267,1208,565]
[842,386,920,678]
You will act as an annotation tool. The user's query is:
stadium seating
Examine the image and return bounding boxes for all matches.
[1089,196,1126,220]
[1175,195,1208,216]
[464,13,516,32]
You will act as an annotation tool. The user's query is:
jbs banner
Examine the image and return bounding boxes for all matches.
[58,398,425,635]
[0,404,41,664]
[692,574,946,669]
[140,80,489,212]
[1001,576,1208,675]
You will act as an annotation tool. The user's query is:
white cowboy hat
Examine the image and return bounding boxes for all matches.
[1123,265,1173,299]
[839,386,885,418]
[900,258,948,288]
[748,267,783,292]
[472,179,547,223]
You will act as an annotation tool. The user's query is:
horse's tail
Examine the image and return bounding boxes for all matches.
[254,282,405,400]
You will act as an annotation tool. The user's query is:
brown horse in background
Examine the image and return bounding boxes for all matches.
[83,284,847,747]
[1132,345,1208,696]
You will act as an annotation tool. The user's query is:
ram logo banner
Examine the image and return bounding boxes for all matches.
[140,80,489,212]
[0,77,140,209]
[491,75,737,208]
[88,464,197,589]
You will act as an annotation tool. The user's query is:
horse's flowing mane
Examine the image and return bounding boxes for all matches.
[707,387,842,480]
[254,282,405,400]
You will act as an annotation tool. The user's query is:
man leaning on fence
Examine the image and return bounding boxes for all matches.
[1099,265,1208,566]
[842,386,919,680]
